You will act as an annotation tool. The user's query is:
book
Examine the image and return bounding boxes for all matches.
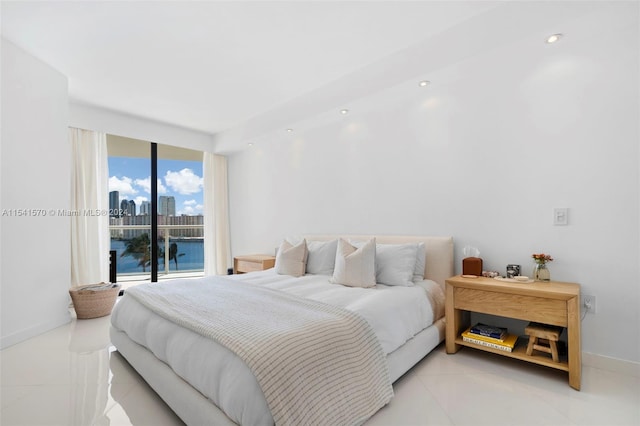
[462,329,517,347]
[461,328,518,352]
[469,323,507,340]
[464,331,508,344]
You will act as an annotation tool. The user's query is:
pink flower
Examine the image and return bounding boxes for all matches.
[532,253,554,264]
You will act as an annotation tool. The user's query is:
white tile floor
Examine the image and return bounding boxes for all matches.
[1,314,638,426]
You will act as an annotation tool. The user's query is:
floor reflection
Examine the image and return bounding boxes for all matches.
[3,314,637,426]
[68,318,111,426]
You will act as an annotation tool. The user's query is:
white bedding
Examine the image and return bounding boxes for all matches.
[226,270,443,353]
[111,270,444,425]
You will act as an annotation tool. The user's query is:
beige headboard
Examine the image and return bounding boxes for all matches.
[303,235,454,290]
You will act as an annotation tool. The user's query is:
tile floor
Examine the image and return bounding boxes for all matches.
[1,313,638,426]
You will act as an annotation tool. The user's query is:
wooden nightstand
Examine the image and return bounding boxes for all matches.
[445,275,582,390]
[233,254,276,274]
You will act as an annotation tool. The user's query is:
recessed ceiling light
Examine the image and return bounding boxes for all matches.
[247,143,254,147]
[286,128,293,133]
[340,109,349,115]
[546,33,563,44]
[419,80,430,87]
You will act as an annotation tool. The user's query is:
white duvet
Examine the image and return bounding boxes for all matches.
[111,270,443,425]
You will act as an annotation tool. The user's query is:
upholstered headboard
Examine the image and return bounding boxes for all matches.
[303,235,454,290]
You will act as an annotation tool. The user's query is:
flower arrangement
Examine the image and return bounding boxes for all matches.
[532,253,553,265]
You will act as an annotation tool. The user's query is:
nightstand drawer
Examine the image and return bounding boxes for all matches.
[454,287,568,326]
[236,260,263,273]
[233,255,276,274]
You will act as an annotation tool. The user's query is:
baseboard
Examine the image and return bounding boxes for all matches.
[0,312,71,349]
[583,352,640,377]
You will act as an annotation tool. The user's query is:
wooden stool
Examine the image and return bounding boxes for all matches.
[525,322,562,362]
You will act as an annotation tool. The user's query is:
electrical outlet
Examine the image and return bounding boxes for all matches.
[582,295,597,314]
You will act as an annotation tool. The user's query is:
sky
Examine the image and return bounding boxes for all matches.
[108,157,203,216]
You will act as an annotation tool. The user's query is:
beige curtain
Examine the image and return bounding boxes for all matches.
[69,127,110,287]
[203,153,231,275]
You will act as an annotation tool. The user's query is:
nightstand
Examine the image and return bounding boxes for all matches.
[233,254,276,274]
[445,275,581,390]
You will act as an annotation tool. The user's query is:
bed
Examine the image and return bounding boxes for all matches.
[110,235,453,425]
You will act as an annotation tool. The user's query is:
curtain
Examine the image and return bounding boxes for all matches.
[69,127,110,288]
[203,153,231,275]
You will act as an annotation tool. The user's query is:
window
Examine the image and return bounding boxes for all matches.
[107,135,204,283]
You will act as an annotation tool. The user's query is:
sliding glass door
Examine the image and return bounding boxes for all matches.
[108,138,152,283]
[107,135,205,283]
[156,150,204,278]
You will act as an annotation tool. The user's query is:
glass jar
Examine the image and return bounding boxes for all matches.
[533,262,550,282]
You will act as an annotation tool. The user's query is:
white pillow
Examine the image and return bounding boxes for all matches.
[306,240,338,275]
[375,243,419,287]
[413,242,426,282]
[331,238,376,288]
[350,240,419,287]
[275,239,308,277]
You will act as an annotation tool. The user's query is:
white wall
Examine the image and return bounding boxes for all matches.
[1,39,71,348]
[228,10,639,363]
[70,102,215,153]
[0,39,213,349]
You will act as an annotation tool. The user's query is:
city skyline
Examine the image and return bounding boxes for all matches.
[108,157,204,216]
[109,192,191,218]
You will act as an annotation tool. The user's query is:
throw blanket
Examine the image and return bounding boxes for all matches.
[126,277,393,426]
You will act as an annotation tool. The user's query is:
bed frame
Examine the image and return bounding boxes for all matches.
[111,235,454,425]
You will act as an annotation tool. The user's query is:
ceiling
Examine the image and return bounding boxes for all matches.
[1,1,606,150]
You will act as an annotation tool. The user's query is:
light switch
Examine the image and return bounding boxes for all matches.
[553,208,568,226]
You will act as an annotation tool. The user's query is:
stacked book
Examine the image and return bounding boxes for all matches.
[461,323,518,352]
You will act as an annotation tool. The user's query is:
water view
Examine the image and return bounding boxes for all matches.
[111,238,204,274]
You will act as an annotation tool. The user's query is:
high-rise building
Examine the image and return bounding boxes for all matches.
[109,191,120,217]
[140,200,151,216]
[121,199,130,216]
[159,196,176,217]
[128,199,136,217]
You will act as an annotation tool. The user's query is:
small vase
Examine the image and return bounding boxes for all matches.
[533,262,550,282]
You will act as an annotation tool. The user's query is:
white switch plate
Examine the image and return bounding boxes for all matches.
[553,208,568,226]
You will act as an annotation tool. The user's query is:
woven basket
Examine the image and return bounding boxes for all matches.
[70,283,121,319]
